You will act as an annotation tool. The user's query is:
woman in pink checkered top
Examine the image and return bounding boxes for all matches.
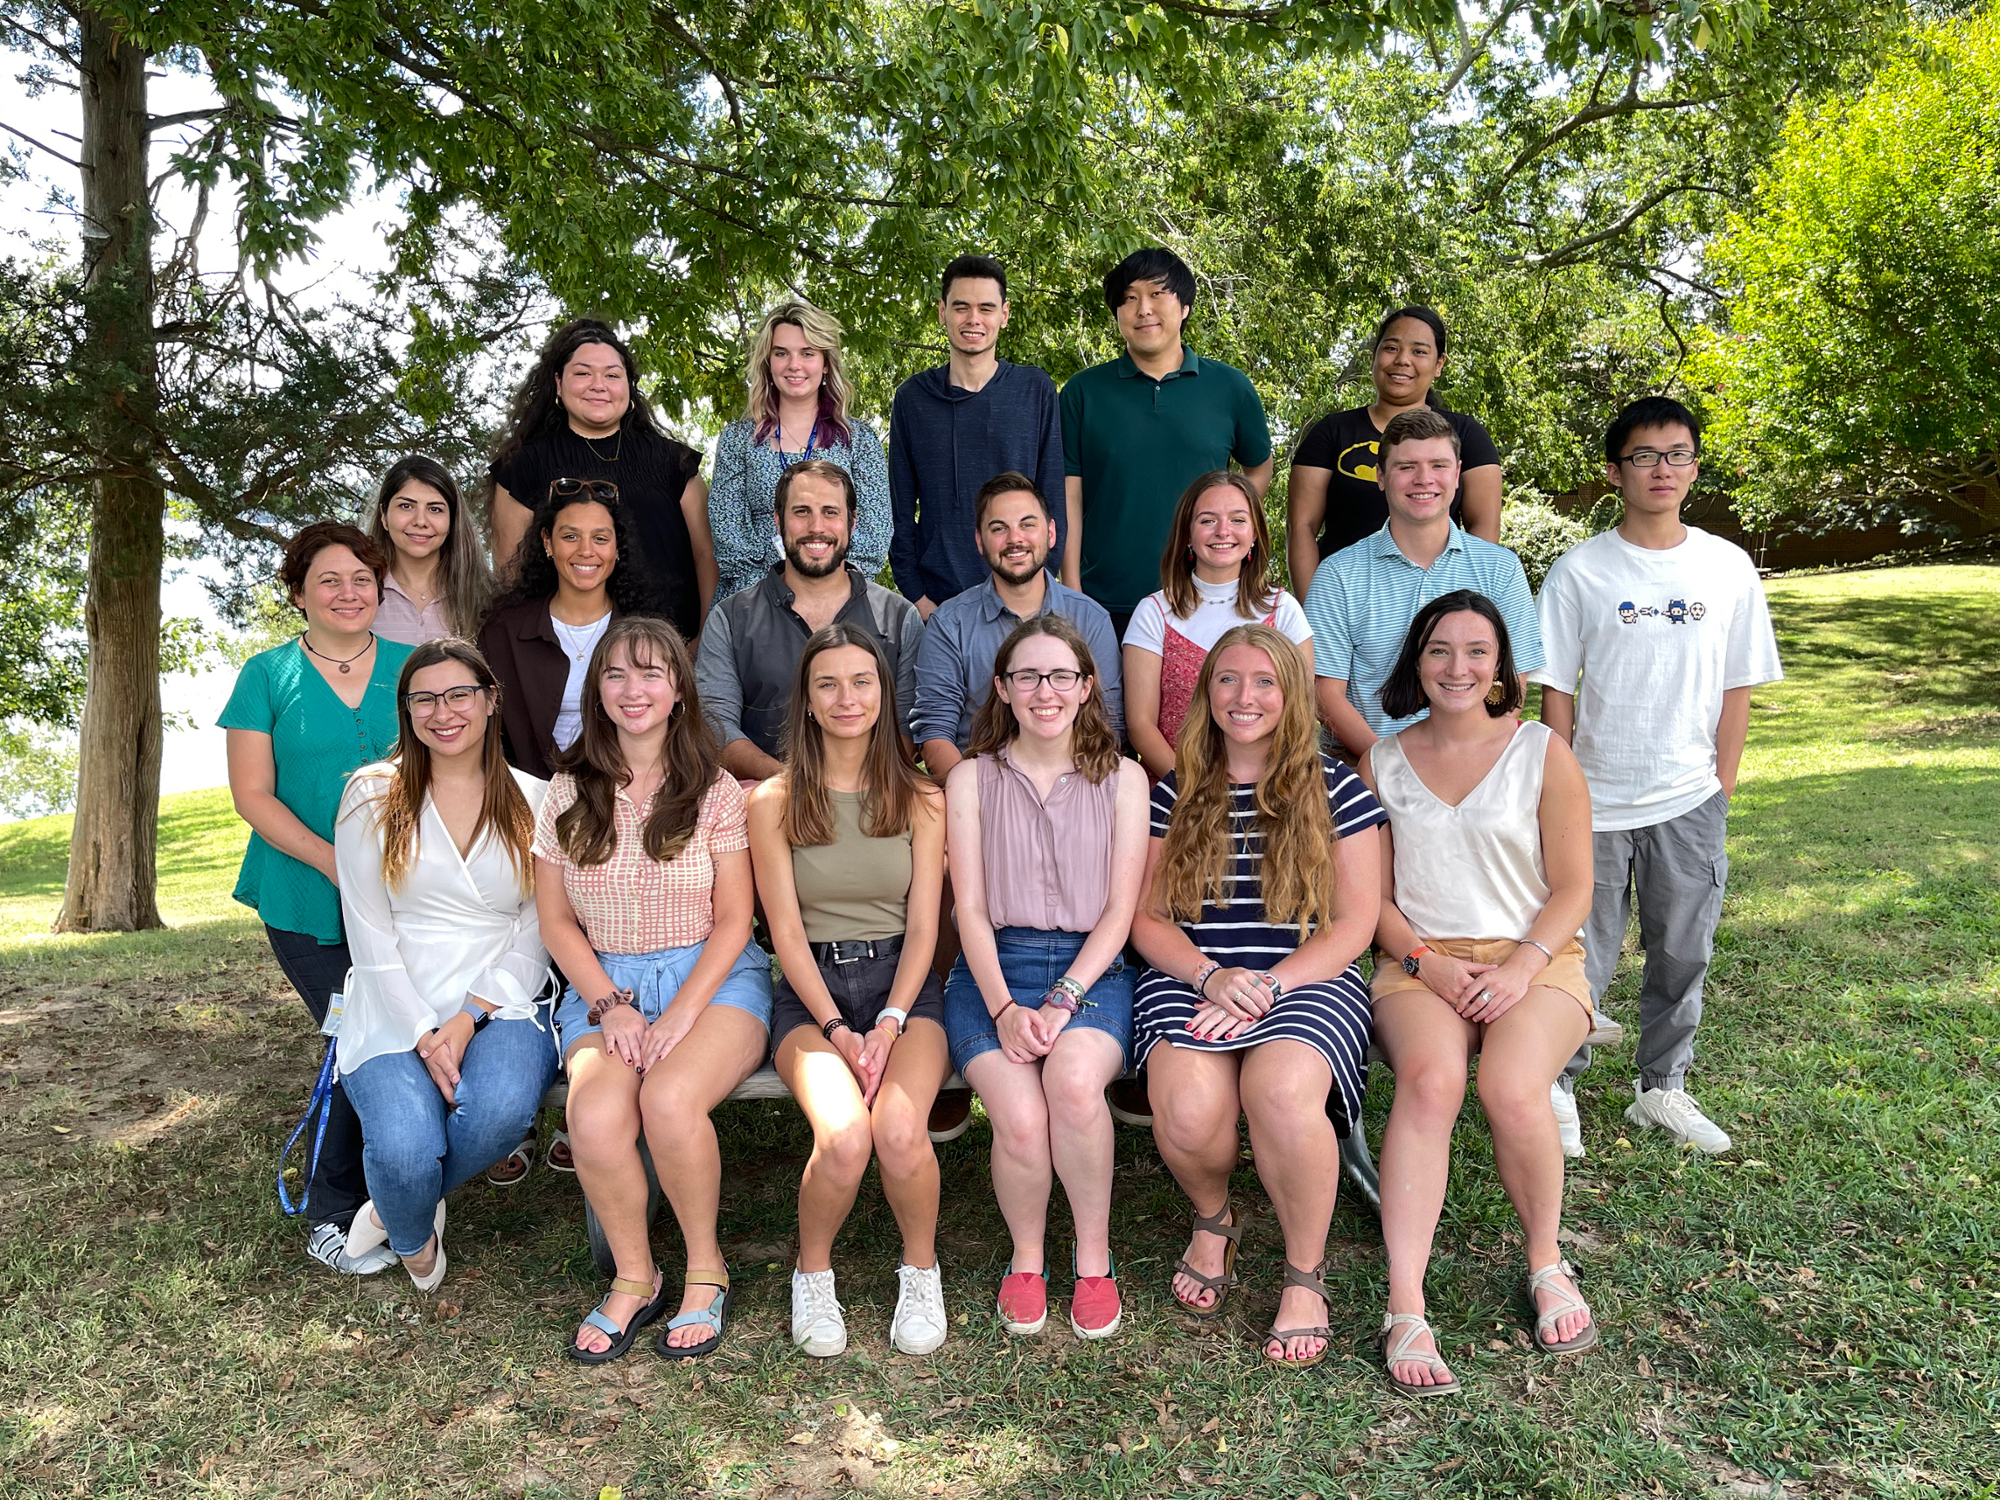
[533,616,774,1365]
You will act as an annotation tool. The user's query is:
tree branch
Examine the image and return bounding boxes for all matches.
[1438,0,1522,96]
[0,119,82,169]
[1489,61,1717,194]
[0,16,81,69]
[1507,183,1730,267]
[148,107,227,131]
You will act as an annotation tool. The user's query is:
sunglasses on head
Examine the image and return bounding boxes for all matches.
[551,477,620,503]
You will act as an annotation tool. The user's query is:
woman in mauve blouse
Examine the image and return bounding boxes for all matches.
[941,616,1150,1343]
[333,639,559,1293]
[533,617,773,1366]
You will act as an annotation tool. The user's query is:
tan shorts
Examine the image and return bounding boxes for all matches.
[1370,936,1593,1018]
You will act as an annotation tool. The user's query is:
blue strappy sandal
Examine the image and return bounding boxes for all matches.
[656,1272,731,1360]
[568,1272,669,1365]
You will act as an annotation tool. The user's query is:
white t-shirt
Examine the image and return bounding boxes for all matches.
[1123,574,1312,655]
[1529,526,1782,832]
[551,612,614,751]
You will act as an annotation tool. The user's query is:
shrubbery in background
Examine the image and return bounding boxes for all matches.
[1696,8,2000,541]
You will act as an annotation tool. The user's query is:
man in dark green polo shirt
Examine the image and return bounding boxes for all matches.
[1059,247,1274,635]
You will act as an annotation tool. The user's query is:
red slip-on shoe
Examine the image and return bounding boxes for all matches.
[1070,1251,1122,1340]
[996,1264,1048,1335]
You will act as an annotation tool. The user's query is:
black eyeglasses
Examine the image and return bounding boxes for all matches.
[1003,668,1084,693]
[1617,449,1698,469]
[551,477,620,502]
[404,686,488,715]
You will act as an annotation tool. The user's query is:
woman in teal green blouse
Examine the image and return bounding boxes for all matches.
[221,520,413,1276]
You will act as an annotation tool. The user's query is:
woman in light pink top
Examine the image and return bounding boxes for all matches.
[942,615,1151,1341]
[366,455,494,646]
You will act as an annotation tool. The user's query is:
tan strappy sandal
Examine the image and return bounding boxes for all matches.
[1525,1257,1598,1354]
[1378,1311,1462,1397]
[1171,1202,1242,1318]
[1262,1261,1331,1368]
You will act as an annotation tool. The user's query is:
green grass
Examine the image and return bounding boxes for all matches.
[1,565,1996,1499]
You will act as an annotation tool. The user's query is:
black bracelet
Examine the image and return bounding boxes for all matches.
[821,1016,854,1042]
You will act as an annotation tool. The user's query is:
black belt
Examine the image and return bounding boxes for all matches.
[811,935,904,966]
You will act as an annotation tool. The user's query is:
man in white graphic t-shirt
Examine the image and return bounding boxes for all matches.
[1531,396,1783,1157]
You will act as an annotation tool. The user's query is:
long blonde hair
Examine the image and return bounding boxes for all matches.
[1151,624,1333,937]
[744,299,854,448]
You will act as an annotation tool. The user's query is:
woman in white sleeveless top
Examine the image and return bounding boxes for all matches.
[1358,589,1597,1399]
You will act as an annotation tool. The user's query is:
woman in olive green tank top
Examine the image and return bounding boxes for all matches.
[746,624,950,1360]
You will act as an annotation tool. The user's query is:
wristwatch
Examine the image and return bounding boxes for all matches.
[1402,944,1433,977]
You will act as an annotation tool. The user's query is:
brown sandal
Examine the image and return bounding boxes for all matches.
[1262,1261,1331,1368]
[1171,1202,1242,1318]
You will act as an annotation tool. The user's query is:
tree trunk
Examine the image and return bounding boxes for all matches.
[56,10,165,933]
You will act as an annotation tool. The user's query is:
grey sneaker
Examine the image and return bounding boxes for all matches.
[306,1221,396,1276]
[791,1268,847,1357]
[1623,1080,1732,1155]
[1550,1082,1585,1159]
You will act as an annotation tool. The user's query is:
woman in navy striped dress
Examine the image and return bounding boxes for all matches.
[1132,623,1386,1367]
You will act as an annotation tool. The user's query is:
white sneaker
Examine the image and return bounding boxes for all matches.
[1623,1080,1732,1154]
[306,1221,396,1276]
[890,1261,948,1356]
[1551,1082,1585,1159]
[791,1268,847,1357]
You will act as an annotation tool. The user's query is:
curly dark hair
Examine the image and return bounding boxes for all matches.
[484,320,668,517]
[483,482,665,622]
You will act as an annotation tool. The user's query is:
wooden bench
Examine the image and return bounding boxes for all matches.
[543,1018,1623,1266]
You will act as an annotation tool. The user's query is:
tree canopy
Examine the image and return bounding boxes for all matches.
[1695,5,2000,538]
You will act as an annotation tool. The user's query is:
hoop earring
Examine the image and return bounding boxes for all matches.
[1484,681,1506,706]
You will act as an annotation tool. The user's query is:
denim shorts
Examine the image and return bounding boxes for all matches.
[942,926,1134,1076]
[771,952,946,1045]
[554,937,774,1059]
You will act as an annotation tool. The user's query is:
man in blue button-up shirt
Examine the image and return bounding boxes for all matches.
[1304,406,1543,757]
[912,471,1124,780]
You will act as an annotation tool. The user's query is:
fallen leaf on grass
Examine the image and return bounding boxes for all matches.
[1433,1456,1467,1475]
[786,1430,815,1445]
[1200,1416,1220,1434]
[1637,1355,1656,1378]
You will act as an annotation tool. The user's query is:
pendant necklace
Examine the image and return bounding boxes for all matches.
[303,631,375,675]
[581,427,623,462]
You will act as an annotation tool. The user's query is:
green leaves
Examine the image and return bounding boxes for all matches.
[1694,8,2000,538]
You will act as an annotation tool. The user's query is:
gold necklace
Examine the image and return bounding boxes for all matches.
[580,427,623,462]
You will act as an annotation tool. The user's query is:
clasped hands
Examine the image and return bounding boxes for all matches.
[596,1001,698,1074]
[828,1020,898,1105]
[1417,949,1537,1025]
[1186,966,1279,1041]
[996,997,1075,1065]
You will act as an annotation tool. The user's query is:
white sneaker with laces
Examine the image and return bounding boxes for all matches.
[306,1221,396,1276]
[890,1261,948,1356]
[1623,1080,1732,1154]
[1551,1082,1585,1159]
[791,1268,847,1357]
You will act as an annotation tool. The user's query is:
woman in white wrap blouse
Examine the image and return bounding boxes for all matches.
[333,638,559,1291]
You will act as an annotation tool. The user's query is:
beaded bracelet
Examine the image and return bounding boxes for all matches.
[1193,960,1222,998]
[586,987,636,1026]
[1051,975,1090,1009]
[821,1016,855,1042]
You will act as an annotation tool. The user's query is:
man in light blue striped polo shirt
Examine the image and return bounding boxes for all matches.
[1303,406,1544,757]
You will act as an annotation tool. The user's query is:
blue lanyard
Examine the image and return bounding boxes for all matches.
[777,419,819,463]
[276,1041,337,1217]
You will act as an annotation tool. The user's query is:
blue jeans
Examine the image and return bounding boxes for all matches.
[943,927,1134,1077]
[341,1013,560,1256]
[553,938,774,1059]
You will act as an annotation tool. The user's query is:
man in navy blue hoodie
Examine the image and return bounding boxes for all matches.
[889,255,1066,617]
